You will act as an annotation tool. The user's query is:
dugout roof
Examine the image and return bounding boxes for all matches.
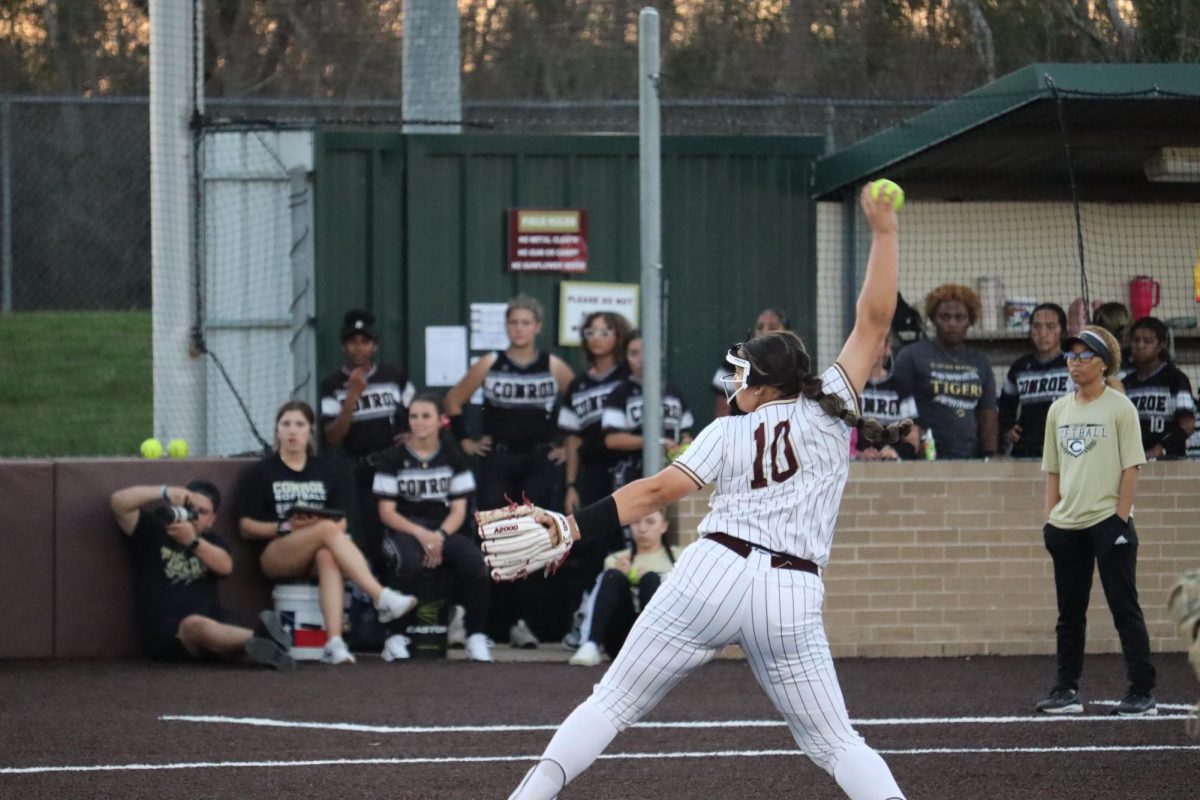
[813,63,1200,203]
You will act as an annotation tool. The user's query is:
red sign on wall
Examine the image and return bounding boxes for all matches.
[507,209,588,273]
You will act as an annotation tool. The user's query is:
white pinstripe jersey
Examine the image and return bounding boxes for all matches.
[671,364,859,567]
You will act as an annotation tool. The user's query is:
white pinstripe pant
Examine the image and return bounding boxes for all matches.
[590,537,866,775]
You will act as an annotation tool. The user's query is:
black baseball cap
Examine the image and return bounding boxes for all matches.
[1061,329,1114,372]
[340,309,378,342]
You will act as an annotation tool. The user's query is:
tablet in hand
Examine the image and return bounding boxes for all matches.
[286,503,346,521]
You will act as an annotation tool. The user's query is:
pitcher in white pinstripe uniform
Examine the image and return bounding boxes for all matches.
[507,183,909,800]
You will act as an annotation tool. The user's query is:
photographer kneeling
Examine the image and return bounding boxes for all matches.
[110,481,294,668]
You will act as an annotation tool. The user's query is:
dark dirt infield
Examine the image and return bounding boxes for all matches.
[1,652,1196,799]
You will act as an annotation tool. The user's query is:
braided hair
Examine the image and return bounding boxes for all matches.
[738,332,912,446]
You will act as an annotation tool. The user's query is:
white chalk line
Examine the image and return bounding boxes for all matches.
[157,708,1192,736]
[5,744,1200,775]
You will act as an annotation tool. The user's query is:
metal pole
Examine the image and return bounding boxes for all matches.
[150,0,206,450]
[639,8,664,478]
[1,101,12,313]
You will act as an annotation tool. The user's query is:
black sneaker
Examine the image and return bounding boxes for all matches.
[255,610,290,651]
[244,636,296,670]
[1035,687,1084,714]
[1112,692,1157,717]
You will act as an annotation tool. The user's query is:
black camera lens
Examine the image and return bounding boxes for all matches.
[152,505,197,525]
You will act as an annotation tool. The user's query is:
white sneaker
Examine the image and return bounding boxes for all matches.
[381,634,411,662]
[376,587,418,623]
[447,604,467,648]
[509,619,540,649]
[322,636,356,665]
[465,633,494,663]
[569,641,602,667]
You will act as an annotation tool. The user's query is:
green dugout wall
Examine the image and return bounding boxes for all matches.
[314,133,822,428]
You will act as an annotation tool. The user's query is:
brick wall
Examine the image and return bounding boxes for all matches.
[673,460,1200,659]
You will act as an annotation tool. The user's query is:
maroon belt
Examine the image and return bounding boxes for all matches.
[705,532,819,575]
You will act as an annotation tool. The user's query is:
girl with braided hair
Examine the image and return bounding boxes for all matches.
[506,183,909,800]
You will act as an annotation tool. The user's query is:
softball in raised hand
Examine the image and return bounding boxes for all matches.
[869,179,905,211]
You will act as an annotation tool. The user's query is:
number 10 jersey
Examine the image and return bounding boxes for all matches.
[671,364,858,568]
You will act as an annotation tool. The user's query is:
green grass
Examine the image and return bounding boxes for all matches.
[0,310,151,457]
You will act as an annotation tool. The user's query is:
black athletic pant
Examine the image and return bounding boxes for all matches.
[353,465,385,573]
[1043,515,1155,695]
[568,457,623,577]
[382,529,490,636]
[476,445,561,635]
[586,569,662,656]
[476,445,560,510]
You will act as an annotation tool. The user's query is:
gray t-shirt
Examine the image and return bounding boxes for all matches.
[892,339,997,459]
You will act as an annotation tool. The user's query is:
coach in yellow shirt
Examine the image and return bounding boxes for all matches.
[1035,325,1156,717]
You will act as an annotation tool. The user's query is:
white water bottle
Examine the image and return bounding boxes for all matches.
[977,275,1004,332]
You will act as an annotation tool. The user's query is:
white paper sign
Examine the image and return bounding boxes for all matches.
[558,281,639,346]
[424,326,467,387]
[470,302,510,351]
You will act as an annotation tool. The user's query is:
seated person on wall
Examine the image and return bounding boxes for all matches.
[711,308,791,419]
[999,303,1072,459]
[373,393,494,664]
[892,283,998,459]
[109,480,294,668]
[855,332,921,461]
[568,508,685,667]
[1122,316,1196,460]
[236,400,418,666]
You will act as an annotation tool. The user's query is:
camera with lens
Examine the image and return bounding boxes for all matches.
[152,500,199,526]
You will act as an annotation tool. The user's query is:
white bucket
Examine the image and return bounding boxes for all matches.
[272,583,326,661]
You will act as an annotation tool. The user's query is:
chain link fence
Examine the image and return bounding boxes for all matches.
[0,94,934,314]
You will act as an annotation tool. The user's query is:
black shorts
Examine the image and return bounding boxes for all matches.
[140,606,235,662]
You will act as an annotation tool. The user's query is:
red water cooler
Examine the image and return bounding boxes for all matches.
[1129,275,1160,321]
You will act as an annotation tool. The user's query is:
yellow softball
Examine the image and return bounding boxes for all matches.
[869,179,905,211]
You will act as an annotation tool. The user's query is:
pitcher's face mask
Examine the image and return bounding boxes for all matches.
[721,345,752,415]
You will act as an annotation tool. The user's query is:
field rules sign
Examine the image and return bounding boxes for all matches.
[507,209,588,273]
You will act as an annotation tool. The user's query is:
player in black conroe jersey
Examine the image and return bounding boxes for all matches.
[999,303,1072,459]
[560,310,633,513]
[602,329,694,494]
[374,394,493,663]
[856,332,921,460]
[445,295,574,648]
[1122,316,1196,460]
[320,309,417,570]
